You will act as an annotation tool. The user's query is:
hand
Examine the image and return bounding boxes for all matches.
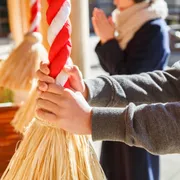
[35,83,92,134]
[92,8,114,44]
[36,62,89,99]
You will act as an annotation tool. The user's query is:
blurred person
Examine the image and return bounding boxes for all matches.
[91,0,170,179]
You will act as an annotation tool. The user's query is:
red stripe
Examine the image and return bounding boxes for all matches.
[46,0,66,25]
[30,0,41,32]
[33,27,38,32]
[47,0,52,5]
[46,0,72,87]
[49,41,71,78]
[48,21,71,62]
[64,80,70,88]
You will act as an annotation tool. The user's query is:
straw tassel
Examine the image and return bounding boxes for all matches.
[10,0,48,133]
[0,0,43,91]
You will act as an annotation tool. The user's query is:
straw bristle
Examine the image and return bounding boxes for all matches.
[0,32,47,91]
[11,87,38,133]
[1,119,106,180]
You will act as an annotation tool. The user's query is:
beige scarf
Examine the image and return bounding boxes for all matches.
[112,0,168,50]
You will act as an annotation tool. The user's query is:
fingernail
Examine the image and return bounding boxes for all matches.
[39,83,48,91]
[64,65,72,71]
[37,89,42,95]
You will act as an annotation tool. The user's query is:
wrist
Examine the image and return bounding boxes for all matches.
[82,82,89,100]
[101,36,114,44]
[100,30,114,44]
[85,107,92,135]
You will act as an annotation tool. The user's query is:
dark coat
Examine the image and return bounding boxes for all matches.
[95,18,170,75]
[95,18,170,180]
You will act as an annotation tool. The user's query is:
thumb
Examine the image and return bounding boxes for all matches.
[108,16,114,27]
[63,65,85,93]
[64,65,83,82]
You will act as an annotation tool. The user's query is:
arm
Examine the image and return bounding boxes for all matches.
[85,61,180,107]
[92,102,180,155]
[37,61,180,107]
[36,72,180,155]
[36,64,180,155]
[95,39,126,74]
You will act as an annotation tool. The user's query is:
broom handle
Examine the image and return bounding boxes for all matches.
[46,0,72,87]
[29,0,41,32]
[39,0,49,51]
[7,0,24,45]
[20,0,30,35]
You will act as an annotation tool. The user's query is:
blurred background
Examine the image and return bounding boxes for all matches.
[0,0,180,179]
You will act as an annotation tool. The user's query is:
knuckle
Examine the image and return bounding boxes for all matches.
[37,98,43,104]
[71,66,78,73]
[47,83,54,92]
[39,92,46,99]
[51,114,58,122]
[63,89,70,96]
[38,80,43,87]
[38,81,47,91]
[50,83,62,93]
[73,65,79,70]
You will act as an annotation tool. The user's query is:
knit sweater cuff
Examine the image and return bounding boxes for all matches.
[85,78,114,107]
[92,107,126,142]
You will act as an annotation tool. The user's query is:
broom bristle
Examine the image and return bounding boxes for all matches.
[11,86,38,133]
[1,119,106,180]
[0,32,47,91]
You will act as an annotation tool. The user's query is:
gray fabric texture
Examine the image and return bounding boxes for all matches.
[85,61,180,154]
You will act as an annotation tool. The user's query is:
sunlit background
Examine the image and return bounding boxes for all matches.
[0,0,180,179]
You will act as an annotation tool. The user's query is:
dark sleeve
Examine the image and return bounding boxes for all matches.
[95,39,126,74]
[95,21,170,75]
[85,62,180,107]
[92,102,180,155]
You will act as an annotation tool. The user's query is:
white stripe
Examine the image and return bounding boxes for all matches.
[30,0,36,7]
[48,0,72,86]
[55,58,73,86]
[55,70,69,87]
[47,0,71,46]
[29,12,41,32]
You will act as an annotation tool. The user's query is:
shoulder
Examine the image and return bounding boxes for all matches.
[137,18,169,37]
[130,18,169,47]
[127,18,170,54]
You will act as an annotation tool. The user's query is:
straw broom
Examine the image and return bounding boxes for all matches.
[11,0,49,133]
[1,0,106,179]
[11,40,48,133]
[0,0,43,91]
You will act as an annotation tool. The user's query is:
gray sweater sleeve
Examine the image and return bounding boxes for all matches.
[85,62,180,107]
[92,102,180,155]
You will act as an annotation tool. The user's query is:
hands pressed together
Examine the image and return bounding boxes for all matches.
[92,8,115,44]
[35,63,92,135]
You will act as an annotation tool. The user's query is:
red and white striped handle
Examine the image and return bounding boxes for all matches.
[46,0,72,87]
[29,0,41,32]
